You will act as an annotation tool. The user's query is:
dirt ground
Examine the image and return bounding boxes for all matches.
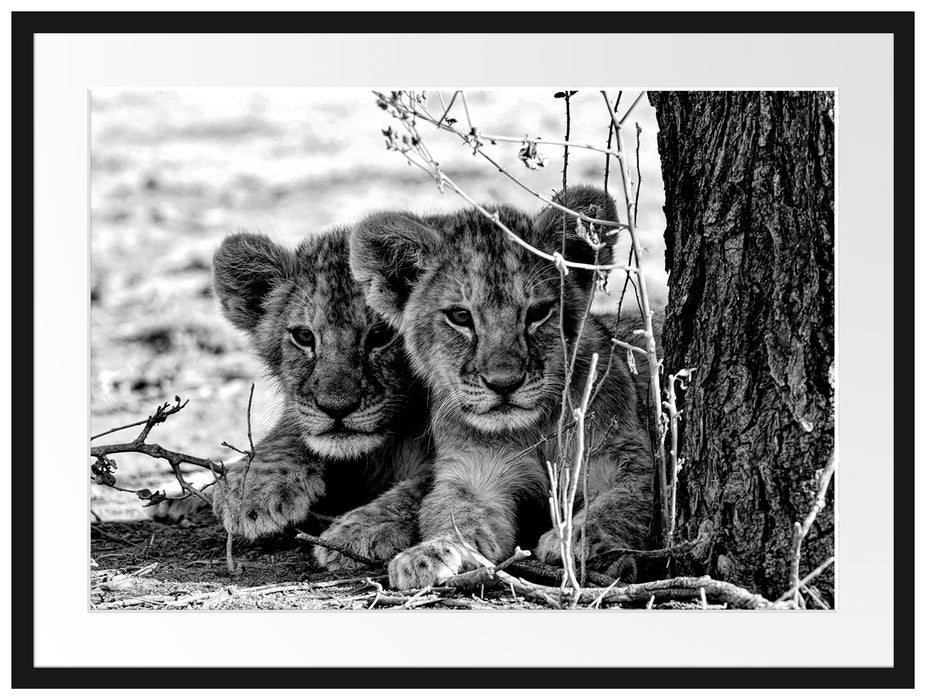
[90,516,557,610]
[89,89,668,610]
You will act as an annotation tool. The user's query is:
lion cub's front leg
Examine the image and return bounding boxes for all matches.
[387,446,539,590]
[314,473,430,571]
[534,507,639,581]
[534,487,652,583]
[535,427,654,582]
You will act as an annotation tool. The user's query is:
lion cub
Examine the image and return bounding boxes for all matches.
[159,229,433,570]
[351,186,654,589]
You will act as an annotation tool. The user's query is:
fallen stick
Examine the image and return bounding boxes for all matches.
[493,571,771,610]
[94,596,172,610]
[92,562,160,593]
[443,547,531,589]
[586,539,699,569]
[295,531,380,568]
[773,555,836,607]
[90,525,142,549]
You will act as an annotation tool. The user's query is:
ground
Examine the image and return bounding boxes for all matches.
[90,517,557,610]
[90,89,667,610]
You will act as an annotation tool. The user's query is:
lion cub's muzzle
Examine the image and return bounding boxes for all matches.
[306,367,365,425]
[314,393,362,420]
[296,393,393,460]
[479,369,527,399]
[298,398,386,436]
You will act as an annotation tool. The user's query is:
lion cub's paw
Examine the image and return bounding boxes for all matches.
[213,470,312,541]
[534,520,631,576]
[149,493,212,526]
[314,510,415,571]
[533,527,565,565]
[388,537,465,590]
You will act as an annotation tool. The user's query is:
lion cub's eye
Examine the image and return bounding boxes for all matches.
[289,327,315,349]
[526,302,554,326]
[366,324,396,350]
[444,306,474,328]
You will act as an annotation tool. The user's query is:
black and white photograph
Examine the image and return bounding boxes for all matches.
[14,8,912,688]
[88,88,836,612]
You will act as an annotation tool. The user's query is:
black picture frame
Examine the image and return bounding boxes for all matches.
[11,10,914,690]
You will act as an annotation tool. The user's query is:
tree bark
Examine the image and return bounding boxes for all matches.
[649,92,835,602]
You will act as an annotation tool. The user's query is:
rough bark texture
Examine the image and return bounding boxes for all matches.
[649,92,835,602]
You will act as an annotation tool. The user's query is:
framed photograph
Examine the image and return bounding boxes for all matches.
[12,9,913,690]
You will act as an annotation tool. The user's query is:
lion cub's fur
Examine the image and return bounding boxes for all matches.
[351,187,654,589]
[179,228,433,569]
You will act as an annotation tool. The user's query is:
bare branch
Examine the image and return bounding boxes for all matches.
[295,531,381,568]
[90,397,226,478]
[775,555,835,607]
[602,89,671,543]
[633,122,643,227]
[585,538,701,569]
[494,570,770,610]
[787,451,836,606]
[603,91,622,195]
[91,441,225,475]
[91,418,151,442]
[443,547,531,590]
[376,91,630,234]
[619,91,647,125]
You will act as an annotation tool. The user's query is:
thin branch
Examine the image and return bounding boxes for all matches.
[420,165,635,273]
[662,369,694,546]
[443,547,531,590]
[788,451,837,606]
[378,91,629,232]
[602,90,670,543]
[90,398,227,477]
[498,571,770,610]
[435,89,458,127]
[633,122,643,227]
[460,91,474,130]
[225,532,238,576]
[486,133,623,159]
[90,525,141,548]
[237,383,257,508]
[91,418,151,442]
[563,352,599,602]
[603,91,622,196]
[295,531,380,568]
[415,96,625,162]
[554,236,606,592]
[801,583,831,610]
[611,337,648,356]
[774,555,836,607]
[585,538,700,569]
[619,91,647,126]
[222,383,258,576]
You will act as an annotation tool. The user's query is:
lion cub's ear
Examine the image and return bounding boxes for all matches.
[350,212,440,327]
[213,232,295,333]
[534,185,618,286]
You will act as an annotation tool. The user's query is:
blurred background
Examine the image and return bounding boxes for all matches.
[90,89,667,520]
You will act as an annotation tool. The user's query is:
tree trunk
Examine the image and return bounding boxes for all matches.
[649,92,835,603]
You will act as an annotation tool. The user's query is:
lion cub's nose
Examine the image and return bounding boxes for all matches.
[315,395,361,420]
[480,371,526,398]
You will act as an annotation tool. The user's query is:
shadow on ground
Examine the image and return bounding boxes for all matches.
[90,517,550,610]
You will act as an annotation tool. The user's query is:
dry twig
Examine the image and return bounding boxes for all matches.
[90,396,225,508]
[295,531,381,568]
[787,452,836,607]
[601,90,671,542]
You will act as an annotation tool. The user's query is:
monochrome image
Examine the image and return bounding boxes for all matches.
[90,89,835,611]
